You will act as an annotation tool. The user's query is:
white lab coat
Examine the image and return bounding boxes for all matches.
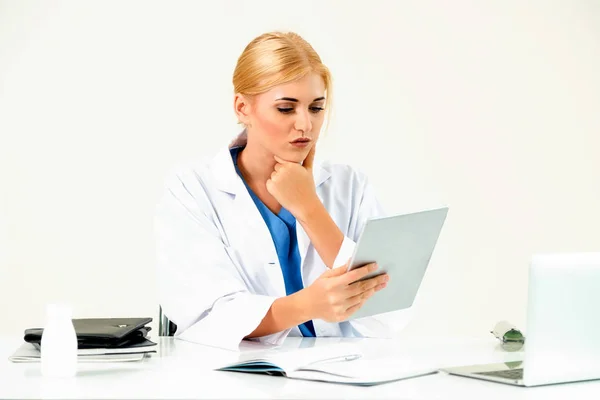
[155,133,409,350]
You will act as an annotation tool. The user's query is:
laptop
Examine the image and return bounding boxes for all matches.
[443,252,600,386]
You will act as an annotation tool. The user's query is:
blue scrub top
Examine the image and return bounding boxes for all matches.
[231,147,316,337]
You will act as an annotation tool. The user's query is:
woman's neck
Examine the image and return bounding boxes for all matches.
[237,140,276,188]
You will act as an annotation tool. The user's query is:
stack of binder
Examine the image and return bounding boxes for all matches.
[9,317,157,363]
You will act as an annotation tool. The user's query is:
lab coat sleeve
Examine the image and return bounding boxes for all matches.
[155,169,291,350]
[336,171,412,338]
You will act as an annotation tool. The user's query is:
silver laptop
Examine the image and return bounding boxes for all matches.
[443,252,600,386]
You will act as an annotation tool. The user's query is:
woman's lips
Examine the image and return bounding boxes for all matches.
[290,140,311,148]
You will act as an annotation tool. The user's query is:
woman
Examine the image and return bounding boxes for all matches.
[155,31,393,349]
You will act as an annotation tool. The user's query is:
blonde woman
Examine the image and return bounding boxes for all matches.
[156,32,392,349]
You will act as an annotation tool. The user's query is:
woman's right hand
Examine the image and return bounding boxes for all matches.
[302,262,389,323]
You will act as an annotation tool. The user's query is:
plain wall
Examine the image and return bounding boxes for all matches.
[1,0,599,338]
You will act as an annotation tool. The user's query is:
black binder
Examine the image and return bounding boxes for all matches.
[24,317,153,349]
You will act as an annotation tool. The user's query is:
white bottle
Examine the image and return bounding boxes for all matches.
[40,303,78,378]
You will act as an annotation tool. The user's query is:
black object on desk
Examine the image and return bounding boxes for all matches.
[24,317,153,349]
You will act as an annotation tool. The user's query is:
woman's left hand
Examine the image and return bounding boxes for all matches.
[267,145,320,222]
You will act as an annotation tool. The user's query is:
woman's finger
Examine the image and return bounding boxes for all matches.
[345,287,376,308]
[339,263,378,286]
[342,301,364,319]
[303,145,316,169]
[347,274,388,297]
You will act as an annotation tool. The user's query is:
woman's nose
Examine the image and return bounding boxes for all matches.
[295,110,312,133]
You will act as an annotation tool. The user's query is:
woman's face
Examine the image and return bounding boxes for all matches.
[242,73,326,164]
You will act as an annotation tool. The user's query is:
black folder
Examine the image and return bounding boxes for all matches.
[24,317,153,349]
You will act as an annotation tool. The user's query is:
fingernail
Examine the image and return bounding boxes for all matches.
[370,263,378,271]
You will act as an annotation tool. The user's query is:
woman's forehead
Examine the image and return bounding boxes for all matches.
[264,74,326,102]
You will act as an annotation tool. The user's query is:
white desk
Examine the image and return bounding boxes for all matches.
[2,335,600,399]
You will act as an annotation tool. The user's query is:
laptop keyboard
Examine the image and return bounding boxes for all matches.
[475,368,523,380]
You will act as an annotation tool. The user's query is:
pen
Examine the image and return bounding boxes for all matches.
[316,354,362,364]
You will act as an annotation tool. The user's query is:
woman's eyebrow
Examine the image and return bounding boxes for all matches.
[275,96,326,102]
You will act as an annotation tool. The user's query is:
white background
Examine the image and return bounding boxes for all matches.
[1,0,598,338]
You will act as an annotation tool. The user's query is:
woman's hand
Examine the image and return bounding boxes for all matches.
[266,145,320,221]
[301,262,389,323]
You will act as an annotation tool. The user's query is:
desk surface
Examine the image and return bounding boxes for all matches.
[2,335,600,399]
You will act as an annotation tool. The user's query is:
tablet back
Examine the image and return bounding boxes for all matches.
[346,207,448,320]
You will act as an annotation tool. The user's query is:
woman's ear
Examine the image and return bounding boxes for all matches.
[233,94,252,127]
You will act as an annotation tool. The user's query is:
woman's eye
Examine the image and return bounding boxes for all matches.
[277,106,324,114]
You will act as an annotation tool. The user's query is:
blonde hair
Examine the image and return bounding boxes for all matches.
[233,31,332,127]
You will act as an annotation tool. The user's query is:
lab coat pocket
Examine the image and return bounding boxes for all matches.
[257,261,286,298]
[222,245,286,298]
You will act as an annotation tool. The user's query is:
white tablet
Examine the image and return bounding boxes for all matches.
[345,206,449,320]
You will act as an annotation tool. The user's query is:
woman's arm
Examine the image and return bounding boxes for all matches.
[296,201,344,268]
[267,149,346,268]
[245,291,310,338]
[246,263,388,338]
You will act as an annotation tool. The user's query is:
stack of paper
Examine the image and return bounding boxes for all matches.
[9,340,156,363]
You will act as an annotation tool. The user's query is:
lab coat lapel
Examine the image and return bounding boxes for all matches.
[209,145,275,258]
[234,182,277,262]
[209,141,284,295]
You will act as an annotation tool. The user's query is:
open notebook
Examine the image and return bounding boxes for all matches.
[217,343,437,386]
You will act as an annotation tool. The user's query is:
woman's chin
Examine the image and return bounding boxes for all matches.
[278,148,307,163]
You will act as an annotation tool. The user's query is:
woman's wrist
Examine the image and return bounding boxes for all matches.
[249,290,316,338]
[290,287,317,322]
[296,199,344,268]
[295,196,323,225]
